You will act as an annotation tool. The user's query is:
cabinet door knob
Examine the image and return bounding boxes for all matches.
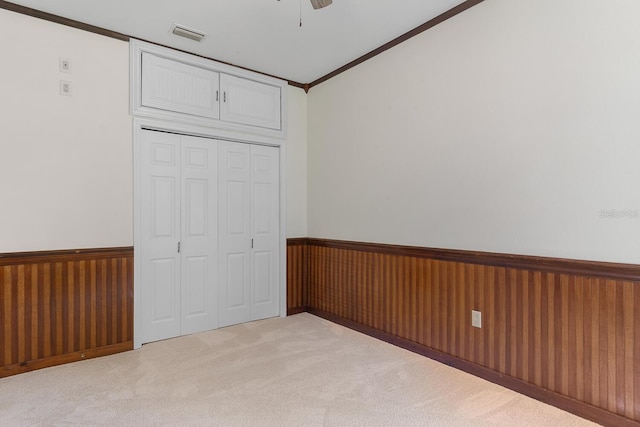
[216,90,219,102]
[223,92,227,103]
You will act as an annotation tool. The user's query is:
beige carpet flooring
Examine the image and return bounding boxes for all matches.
[0,313,597,426]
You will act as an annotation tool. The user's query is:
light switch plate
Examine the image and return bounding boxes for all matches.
[60,57,72,73]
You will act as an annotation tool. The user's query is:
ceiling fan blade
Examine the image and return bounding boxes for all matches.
[310,0,332,9]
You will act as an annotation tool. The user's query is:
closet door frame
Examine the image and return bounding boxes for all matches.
[133,117,287,349]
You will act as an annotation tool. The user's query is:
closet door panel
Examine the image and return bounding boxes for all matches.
[140,131,181,343]
[218,141,251,327]
[180,136,218,335]
[250,145,280,320]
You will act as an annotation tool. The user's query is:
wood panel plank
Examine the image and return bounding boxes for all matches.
[432,260,441,351]
[469,263,476,361]
[90,260,97,349]
[497,267,506,374]
[111,259,118,345]
[423,259,432,348]
[634,280,640,419]
[508,269,517,378]
[532,271,542,386]
[42,263,52,359]
[2,267,11,365]
[591,278,601,408]
[600,279,610,410]
[574,276,584,401]
[30,265,38,362]
[54,262,64,355]
[366,252,375,328]
[476,264,485,366]
[66,262,75,355]
[519,269,529,382]
[458,263,467,360]
[442,261,450,355]
[608,280,620,414]
[100,259,108,347]
[17,266,25,364]
[615,280,627,416]
[580,276,591,402]
[416,258,425,347]
[78,261,86,350]
[561,275,570,396]
[622,281,635,419]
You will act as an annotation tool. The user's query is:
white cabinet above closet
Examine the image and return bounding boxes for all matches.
[141,52,220,120]
[131,40,287,138]
[220,74,282,131]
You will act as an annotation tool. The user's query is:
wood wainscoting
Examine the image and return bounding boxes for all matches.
[0,247,134,378]
[286,238,308,315]
[286,238,640,426]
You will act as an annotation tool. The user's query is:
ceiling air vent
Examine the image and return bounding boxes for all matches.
[170,24,207,42]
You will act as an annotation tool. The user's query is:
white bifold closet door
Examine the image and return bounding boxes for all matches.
[139,130,218,344]
[218,141,280,327]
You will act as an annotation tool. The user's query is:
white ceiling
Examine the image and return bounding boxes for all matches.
[5,0,468,84]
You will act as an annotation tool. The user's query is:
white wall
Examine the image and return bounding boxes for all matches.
[0,9,133,252]
[285,86,308,237]
[307,0,640,264]
[0,9,309,252]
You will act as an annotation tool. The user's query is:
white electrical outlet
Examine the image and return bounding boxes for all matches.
[60,80,72,96]
[471,310,482,328]
[60,57,72,73]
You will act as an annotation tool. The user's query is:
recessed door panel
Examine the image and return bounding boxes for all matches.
[183,255,207,317]
[185,179,207,237]
[151,142,177,166]
[253,182,271,235]
[226,253,247,308]
[227,152,245,170]
[151,176,177,237]
[227,181,247,235]
[185,147,208,169]
[253,251,271,305]
[150,258,178,322]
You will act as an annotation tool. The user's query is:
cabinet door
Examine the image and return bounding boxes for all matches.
[250,145,280,321]
[218,141,252,327]
[180,136,218,335]
[142,52,220,119]
[220,74,282,130]
[140,130,182,343]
